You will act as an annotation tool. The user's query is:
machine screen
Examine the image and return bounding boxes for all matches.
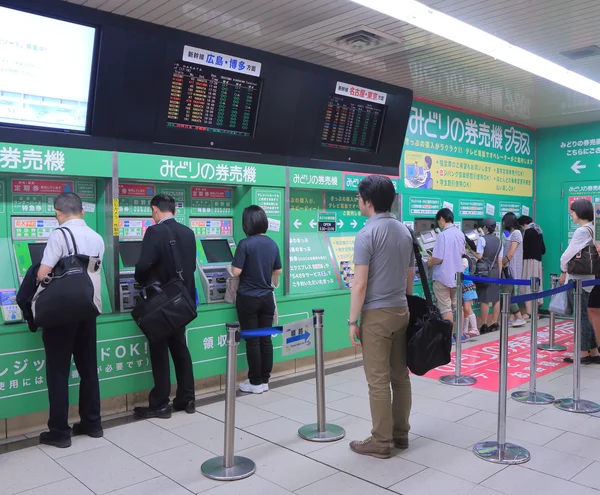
[406,164,416,178]
[466,231,478,241]
[120,241,143,268]
[201,239,234,263]
[28,243,46,266]
[422,232,434,241]
[418,166,424,175]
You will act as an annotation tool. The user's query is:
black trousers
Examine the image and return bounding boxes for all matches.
[42,318,101,438]
[148,327,195,409]
[236,293,275,386]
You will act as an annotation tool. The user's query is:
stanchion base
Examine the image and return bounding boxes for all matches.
[201,456,256,481]
[511,390,555,405]
[473,441,530,465]
[537,344,567,351]
[554,398,600,414]
[298,423,346,442]
[439,375,477,386]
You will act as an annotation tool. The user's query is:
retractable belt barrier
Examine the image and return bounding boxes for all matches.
[538,275,566,352]
[464,275,531,286]
[240,327,283,338]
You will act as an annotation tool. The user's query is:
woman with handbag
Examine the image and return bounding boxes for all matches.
[232,205,283,394]
[501,212,526,327]
[468,218,503,334]
[518,215,546,320]
[559,199,600,364]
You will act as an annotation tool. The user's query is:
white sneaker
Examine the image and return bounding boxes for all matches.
[239,380,263,394]
[262,383,269,392]
[512,318,526,327]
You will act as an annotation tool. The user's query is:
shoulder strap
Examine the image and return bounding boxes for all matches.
[162,222,184,281]
[585,225,594,244]
[489,235,502,270]
[57,227,77,255]
[407,227,434,307]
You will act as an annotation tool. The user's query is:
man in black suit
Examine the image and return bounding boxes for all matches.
[133,194,197,418]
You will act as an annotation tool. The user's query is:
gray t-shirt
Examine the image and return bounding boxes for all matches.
[503,230,523,280]
[353,213,415,311]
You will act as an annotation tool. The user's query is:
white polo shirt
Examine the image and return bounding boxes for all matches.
[41,218,105,267]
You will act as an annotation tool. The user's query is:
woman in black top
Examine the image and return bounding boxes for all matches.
[232,206,282,395]
[518,216,545,320]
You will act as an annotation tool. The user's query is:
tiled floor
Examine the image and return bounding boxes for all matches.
[3,317,600,494]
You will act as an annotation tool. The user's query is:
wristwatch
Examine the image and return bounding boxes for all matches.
[348,319,359,326]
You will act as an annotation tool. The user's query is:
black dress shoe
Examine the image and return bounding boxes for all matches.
[39,431,71,449]
[487,323,499,333]
[134,405,172,419]
[479,324,489,334]
[173,400,196,414]
[72,422,104,438]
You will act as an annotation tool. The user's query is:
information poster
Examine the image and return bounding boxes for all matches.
[190,186,232,216]
[119,183,155,215]
[11,179,74,214]
[75,181,96,201]
[160,187,186,224]
[499,201,522,216]
[459,199,485,217]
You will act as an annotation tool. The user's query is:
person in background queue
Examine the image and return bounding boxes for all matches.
[427,208,465,341]
[560,199,600,364]
[133,194,197,418]
[348,175,415,459]
[518,215,546,320]
[467,218,503,334]
[38,193,105,448]
[232,205,282,394]
[501,212,527,327]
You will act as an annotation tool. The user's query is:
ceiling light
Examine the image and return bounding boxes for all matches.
[351,0,600,101]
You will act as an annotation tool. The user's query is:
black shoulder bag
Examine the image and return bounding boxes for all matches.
[406,228,454,376]
[32,227,102,328]
[131,223,197,343]
[475,235,502,286]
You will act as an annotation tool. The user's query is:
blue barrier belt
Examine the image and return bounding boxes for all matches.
[464,275,531,286]
[582,279,600,288]
[511,281,574,305]
[240,326,283,338]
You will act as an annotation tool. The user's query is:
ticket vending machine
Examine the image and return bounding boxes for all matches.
[118,217,153,311]
[11,217,58,284]
[189,218,236,304]
[462,219,483,235]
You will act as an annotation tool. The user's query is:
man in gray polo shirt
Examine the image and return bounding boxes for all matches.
[348,175,415,459]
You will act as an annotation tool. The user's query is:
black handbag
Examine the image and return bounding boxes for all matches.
[475,235,502,284]
[32,227,102,328]
[567,225,600,275]
[131,223,197,343]
[406,229,453,376]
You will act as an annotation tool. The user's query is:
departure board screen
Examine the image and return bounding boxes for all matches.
[166,60,261,137]
[320,94,386,153]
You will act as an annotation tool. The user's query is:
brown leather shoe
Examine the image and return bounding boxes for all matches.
[349,437,391,459]
[393,438,409,449]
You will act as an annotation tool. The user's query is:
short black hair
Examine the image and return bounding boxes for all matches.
[570,199,594,222]
[435,208,454,223]
[242,205,268,236]
[150,194,175,214]
[425,156,432,167]
[518,215,533,226]
[54,192,83,215]
[502,212,519,231]
[358,175,396,213]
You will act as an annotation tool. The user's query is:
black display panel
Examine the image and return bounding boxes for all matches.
[201,239,233,263]
[166,60,262,138]
[28,243,46,266]
[320,94,386,153]
[120,241,143,268]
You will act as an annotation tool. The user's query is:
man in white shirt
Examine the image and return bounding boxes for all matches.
[38,193,105,448]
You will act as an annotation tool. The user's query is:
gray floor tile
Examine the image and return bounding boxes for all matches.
[38,435,110,460]
[0,447,70,495]
[201,474,295,494]
[297,472,391,495]
[107,476,193,494]
[10,478,93,495]
[197,401,280,428]
[56,445,159,494]
[103,420,189,458]
[389,468,476,495]
[254,396,347,424]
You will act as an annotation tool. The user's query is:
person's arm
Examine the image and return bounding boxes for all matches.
[349,232,371,346]
[37,231,63,282]
[134,228,160,285]
[230,240,246,277]
[560,227,589,273]
[406,247,415,296]
[427,233,445,268]
[473,237,485,261]
[273,245,283,276]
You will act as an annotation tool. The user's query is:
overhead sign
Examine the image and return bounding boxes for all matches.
[282,317,314,357]
[335,81,387,104]
[318,212,336,232]
[183,45,261,76]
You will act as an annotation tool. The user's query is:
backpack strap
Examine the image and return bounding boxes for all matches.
[57,227,78,255]
[407,227,434,307]
[162,221,184,282]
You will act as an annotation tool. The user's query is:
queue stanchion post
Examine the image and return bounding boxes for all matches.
[202,323,256,481]
[440,272,477,386]
[473,293,530,464]
[299,309,346,442]
[511,277,555,405]
[554,280,600,414]
[538,274,566,352]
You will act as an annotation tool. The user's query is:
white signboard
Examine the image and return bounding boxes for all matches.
[335,81,387,104]
[183,45,261,77]
[282,317,314,357]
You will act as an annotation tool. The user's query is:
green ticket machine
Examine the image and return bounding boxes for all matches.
[190,217,236,304]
